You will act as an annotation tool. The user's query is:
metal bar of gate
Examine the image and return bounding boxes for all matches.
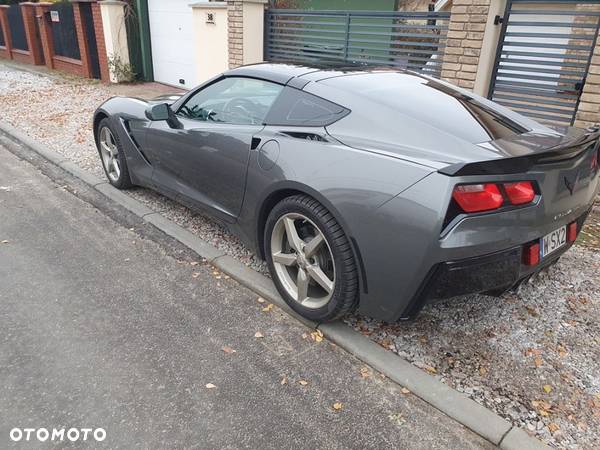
[488,0,600,125]
[265,9,450,77]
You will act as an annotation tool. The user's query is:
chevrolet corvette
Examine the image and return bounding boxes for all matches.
[94,63,600,322]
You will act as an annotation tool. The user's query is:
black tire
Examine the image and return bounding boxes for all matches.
[96,118,133,189]
[265,195,359,322]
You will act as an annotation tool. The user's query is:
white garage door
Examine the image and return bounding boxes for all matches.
[148,0,196,89]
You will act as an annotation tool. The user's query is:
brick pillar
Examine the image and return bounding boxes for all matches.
[91,1,109,82]
[227,0,266,69]
[72,1,93,78]
[0,5,13,60]
[227,0,243,68]
[440,0,491,90]
[575,40,600,129]
[20,2,44,65]
[35,3,55,70]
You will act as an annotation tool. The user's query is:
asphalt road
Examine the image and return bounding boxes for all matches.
[0,145,494,449]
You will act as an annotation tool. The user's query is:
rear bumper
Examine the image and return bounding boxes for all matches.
[400,209,591,320]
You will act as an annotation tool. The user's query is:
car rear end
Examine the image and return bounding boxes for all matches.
[303,70,599,320]
[401,130,600,318]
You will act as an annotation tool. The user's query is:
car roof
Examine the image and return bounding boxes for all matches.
[225,62,403,89]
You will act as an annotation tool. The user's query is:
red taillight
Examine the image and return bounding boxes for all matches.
[523,242,540,266]
[504,181,535,205]
[567,222,578,242]
[452,183,504,213]
[592,150,599,171]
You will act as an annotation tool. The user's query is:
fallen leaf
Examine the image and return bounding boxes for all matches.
[479,367,487,376]
[400,387,410,394]
[190,261,199,266]
[425,366,437,374]
[212,271,220,276]
[548,423,559,434]
[254,331,264,338]
[543,385,552,394]
[301,332,308,339]
[297,380,308,386]
[332,402,343,411]
[359,367,370,379]
[262,303,274,313]
[534,357,543,368]
[205,383,217,389]
[280,376,288,385]
[222,346,236,354]
[310,330,324,343]
[257,297,266,303]
[192,272,201,278]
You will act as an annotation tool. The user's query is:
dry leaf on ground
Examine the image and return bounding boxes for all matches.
[332,402,343,411]
[254,331,264,338]
[222,346,236,354]
[262,304,274,312]
[205,383,217,389]
[297,380,308,386]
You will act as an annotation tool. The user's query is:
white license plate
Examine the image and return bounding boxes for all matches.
[540,225,566,258]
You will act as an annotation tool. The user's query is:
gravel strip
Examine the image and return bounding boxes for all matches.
[1,63,598,449]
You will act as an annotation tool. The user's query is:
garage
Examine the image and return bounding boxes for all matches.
[147,0,196,89]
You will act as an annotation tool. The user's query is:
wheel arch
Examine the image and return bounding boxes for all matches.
[93,110,109,145]
[255,182,368,296]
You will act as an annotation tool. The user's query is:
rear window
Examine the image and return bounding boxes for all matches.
[265,87,349,126]
[319,73,528,143]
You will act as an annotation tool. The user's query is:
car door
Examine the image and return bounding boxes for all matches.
[144,77,283,222]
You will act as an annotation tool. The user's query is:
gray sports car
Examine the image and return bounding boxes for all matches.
[94,63,600,322]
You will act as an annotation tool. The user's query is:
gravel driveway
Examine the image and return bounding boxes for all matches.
[1,62,598,449]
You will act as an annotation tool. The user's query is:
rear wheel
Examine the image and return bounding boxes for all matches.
[96,118,133,189]
[265,195,358,322]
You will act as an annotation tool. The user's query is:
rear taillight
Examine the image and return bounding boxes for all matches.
[452,181,536,213]
[504,181,535,205]
[452,184,503,213]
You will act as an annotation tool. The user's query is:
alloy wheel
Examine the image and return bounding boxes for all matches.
[99,127,121,182]
[270,213,336,309]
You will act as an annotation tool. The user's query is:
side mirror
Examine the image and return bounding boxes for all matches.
[145,103,183,129]
[145,103,170,121]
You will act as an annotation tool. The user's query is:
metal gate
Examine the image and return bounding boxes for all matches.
[80,2,101,79]
[264,9,450,78]
[50,2,81,60]
[489,0,600,125]
[7,4,28,52]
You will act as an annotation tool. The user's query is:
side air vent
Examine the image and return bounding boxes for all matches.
[279,131,328,142]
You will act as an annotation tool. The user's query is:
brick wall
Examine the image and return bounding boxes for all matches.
[440,0,491,90]
[228,0,243,68]
[34,1,108,82]
[0,3,44,66]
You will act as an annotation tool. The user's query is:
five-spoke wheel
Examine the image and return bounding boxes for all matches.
[96,118,132,189]
[265,195,358,322]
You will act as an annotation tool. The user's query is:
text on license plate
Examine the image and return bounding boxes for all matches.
[540,225,566,258]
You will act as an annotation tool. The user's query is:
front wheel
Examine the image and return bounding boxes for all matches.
[96,118,133,189]
[265,195,359,322]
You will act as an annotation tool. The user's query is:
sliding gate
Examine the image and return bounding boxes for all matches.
[264,9,450,78]
[488,0,600,125]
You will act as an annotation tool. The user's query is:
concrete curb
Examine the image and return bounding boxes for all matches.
[0,120,550,450]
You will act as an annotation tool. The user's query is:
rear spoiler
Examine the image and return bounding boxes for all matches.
[439,129,600,177]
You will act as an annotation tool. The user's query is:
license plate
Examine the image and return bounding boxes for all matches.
[540,225,566,258]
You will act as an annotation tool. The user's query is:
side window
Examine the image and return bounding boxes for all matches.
[265,87,350,126]
[177,77,283,125]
